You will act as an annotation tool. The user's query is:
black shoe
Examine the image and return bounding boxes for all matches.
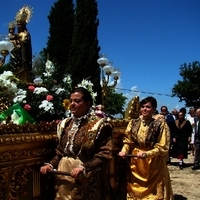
[179,160,184,170]
[191,166,200,170]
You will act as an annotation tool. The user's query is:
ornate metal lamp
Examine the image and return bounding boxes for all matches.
[0,35,14,67]
[97,55,121,107]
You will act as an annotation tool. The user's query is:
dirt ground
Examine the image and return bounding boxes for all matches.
[168,151,200,200]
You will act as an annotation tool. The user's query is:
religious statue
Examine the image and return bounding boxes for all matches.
[8,5,33,83]
[128,96,140,120]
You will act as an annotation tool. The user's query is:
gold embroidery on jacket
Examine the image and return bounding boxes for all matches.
[131,118,162,148]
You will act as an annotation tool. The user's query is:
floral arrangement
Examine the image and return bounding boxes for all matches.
[0,60,72,123]
[0,70,19,112]
[0,60,98,124]
[0,71,18,98]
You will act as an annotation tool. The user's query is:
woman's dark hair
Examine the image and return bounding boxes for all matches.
[178,111,185,118]
[140,96,157,109]
[70,87,93,107]
[179,107,186,115]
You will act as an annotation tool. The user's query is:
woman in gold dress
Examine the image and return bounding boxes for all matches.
[118,96,173,199]
[40,87,113,200]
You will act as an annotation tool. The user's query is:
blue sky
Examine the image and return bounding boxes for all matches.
[1,0,200,113]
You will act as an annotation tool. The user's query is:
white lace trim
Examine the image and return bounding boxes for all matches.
[63,108,93,156]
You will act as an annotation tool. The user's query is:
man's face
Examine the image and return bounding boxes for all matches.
[189,108,196,117]
[196,109,200,119]
[69,92,90,118]
[161,107,167,115]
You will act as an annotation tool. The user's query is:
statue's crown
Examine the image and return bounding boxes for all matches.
[15,5,33,24]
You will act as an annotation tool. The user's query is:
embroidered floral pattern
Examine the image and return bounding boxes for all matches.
[131,118,162,148]
[82,115,105,153]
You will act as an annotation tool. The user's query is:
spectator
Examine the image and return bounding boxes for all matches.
[186,107,196,156]
[192,108,200,170]
[160,106,176,164]
[172,109,178,120]
[172,111,192,169]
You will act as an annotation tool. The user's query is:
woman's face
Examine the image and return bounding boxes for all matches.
[70,92,91,117]
[140,102,155,120]
[178,112,185,120]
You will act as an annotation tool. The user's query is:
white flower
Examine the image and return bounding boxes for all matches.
[91,92,97,100]
[13,89,27,103]
[43,72,50,77]
[39,100,54,113]
[0,71,18,93]
[3,80,18,93]
[63,75,72,84]
[0,71,14,80]
[77,79,93,89]
[33,87,48,94]
[16,89,27,96]
[55,88,65,95]
[44,60,55,77]
[9,82,18,93]
[77,79,96,105]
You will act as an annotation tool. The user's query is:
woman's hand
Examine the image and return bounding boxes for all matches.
[173,138,176,143]
[118,151,126,157]
[137,151,147,158]
[40,164,53,174]
[70,167,85,179]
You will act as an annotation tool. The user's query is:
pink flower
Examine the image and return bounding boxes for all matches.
[46,95,53,101]
[24,104,31,111]
[28,85,35,92]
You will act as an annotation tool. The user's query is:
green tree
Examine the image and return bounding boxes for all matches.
[44,0,74,78]
[104,87,127,117]
[67,0,101,104]
[172,61,200,108]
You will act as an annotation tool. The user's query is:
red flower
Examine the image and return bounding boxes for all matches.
[24,104,31,111]
[46,95,53,101]
[28,85,35,92]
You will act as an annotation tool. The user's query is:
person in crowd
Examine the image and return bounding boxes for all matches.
[153,109,165,121]
[172,111,192,169]
[118,96,173,199]
[40,87,113,200]
[172,109,178,120]
[179,107,187,116]
[160,106,176,164]
[160,106,175,123]
[9,5,33,83]
[192,108,200,170]
[186,107,196,156]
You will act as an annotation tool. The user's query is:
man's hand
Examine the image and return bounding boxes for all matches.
[70,167,85,178]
